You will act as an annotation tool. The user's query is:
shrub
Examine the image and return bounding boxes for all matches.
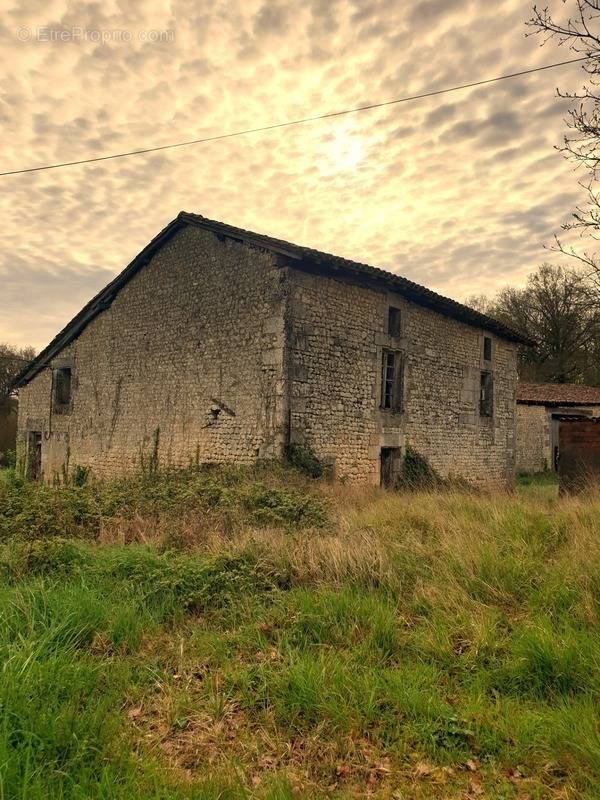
[397,446,441,489]
[16,537,90,577]
[0,465,328,542]
[3,449,16,469]
[72,465,90,487]
[100,547,277,613]
[242,483,327,528]
[284,443,324,479]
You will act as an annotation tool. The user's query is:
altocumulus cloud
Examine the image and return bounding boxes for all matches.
[0,0,588,349]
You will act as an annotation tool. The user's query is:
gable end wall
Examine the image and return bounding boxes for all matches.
[17,227,287,479]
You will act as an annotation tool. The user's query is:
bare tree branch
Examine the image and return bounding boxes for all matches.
[528,1,600,269]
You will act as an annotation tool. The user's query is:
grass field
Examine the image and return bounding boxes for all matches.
[0,464,598,798]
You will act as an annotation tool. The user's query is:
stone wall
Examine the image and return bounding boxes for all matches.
[287,267,518,486]
[17,226,287,479]
[515,404,550,473]
[17,224,520,486]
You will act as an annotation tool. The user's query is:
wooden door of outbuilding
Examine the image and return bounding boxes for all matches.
[558,417,600,492]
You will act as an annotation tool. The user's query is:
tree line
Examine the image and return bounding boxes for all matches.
[0,345,35,413]
[464,3,600,386]
[468,264,600,385]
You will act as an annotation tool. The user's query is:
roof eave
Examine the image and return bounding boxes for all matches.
[16,211,534,389]
[517,399,600,407]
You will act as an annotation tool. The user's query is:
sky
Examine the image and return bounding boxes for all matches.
[0,0,590,351]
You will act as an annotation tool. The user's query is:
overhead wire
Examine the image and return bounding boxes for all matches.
[0,56,586,178]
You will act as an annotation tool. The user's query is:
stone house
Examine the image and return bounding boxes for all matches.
[516,382,600,474]
[15,212,529,486]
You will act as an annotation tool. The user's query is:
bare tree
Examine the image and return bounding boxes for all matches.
[528,2,600,278]
[482,264,600,383]
[0,344,35,410]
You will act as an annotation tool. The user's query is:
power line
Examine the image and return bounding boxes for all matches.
[0,56,586,178]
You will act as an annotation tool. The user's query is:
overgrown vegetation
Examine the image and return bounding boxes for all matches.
[284,443,324,479]
[0,464,328,541]
[1,465,599,798]
[397,445,441,489]
[0,342,35,407]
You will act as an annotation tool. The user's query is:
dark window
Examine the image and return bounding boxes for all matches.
[380,350,404,412]
[483,336,492,361]
[480,371,493,417]
[388,307,401,337]
[53,367,72,412]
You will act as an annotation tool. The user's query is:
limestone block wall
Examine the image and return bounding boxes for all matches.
[286,267,518,486]
[515,405,550,473]
[17,227,287,479]
[17,222,520,487]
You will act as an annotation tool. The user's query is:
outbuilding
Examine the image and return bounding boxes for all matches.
[516,382,600,473]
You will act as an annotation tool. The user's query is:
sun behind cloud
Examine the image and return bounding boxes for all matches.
[0,0,586,350]
[320,125,366,174]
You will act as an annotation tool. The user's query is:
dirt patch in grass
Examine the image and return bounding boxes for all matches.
[129,681,570,798]
[129,689,473,797]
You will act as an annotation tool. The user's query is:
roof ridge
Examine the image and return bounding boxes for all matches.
[180,211,532,346]
[15,210,533,388]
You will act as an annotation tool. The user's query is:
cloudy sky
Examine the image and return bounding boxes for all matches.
[0,0,588,350]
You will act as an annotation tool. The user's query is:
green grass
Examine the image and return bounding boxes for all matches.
[516,471,560,506]
[517,470,559,486]
[0,467,599,797]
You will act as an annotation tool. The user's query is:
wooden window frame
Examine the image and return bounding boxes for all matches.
[52,367,73,414]
[380,349,404,413]
[480,370,493,417]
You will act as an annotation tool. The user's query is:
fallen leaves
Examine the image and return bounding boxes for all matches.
[413,761,435,778]
[468,773,484,796]
[127,705,143,719]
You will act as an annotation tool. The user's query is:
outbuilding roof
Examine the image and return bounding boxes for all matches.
[14,212,533,388]
[517,382,600,407]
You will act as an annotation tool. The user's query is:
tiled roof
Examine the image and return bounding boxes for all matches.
[180,213,532,346]
[14,212,532,388]
[517,382,600,406]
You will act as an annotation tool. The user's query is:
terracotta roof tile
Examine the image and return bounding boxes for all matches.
[517,382,600,406]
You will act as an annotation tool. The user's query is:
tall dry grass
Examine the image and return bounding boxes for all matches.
[2,467,600,798]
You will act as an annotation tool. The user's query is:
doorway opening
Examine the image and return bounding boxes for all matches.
[380,447,401,489]
[28,431,42,480]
